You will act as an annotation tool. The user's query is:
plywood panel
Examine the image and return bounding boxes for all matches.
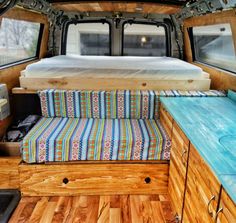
[19,163,169,196]
[53,2,181,14]
[19,76,211,91]
[168,121,189,221]
[183,9,236,91]
[182,144,221,223]
[0,157,21,189]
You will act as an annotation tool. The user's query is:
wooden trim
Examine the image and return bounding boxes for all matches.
[183,9,236,90]
[19,163,169,196]
[19,76,211,91]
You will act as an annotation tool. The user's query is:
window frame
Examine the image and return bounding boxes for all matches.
[189,24,236,75]
[0,20,44,69]
[121,20,171,57]
[61,19,112,56]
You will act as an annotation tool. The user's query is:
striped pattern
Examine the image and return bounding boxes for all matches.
[22,118,171,163]
[39,90,157,119]
[158,90,227,97]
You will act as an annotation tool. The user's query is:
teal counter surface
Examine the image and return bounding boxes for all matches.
[160,97,236,203]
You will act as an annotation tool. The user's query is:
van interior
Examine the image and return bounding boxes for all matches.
[0,0,236,222]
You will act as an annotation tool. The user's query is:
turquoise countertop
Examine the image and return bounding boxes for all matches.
[160,96,236,203]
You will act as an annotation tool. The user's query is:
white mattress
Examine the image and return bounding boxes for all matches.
[23,55,204,80]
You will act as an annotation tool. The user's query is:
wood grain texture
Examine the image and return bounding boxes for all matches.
[19,76,211,91]
[19,163,169,196]
[168,121,189,221]
[216,188,236,223]
[183,9,236,91]
[9,195,175,223]
[160,96,236,203]
[0,157,21,189]
[160,104,173,138]
[53,2,181,14]
[182,144,221,223]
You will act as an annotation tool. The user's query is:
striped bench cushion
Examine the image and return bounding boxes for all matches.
[22,118,171,163]
[39,90,158,119]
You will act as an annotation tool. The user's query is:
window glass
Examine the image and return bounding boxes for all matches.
[66,23,110,56]
[123,23,166,56]
[193,23,236,73]
[0,18,41,67]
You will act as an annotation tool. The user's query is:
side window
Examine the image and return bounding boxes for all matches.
[192,23,236,73]
[0,18,42,67]
[123,23,167,56]
[66,22,110,56]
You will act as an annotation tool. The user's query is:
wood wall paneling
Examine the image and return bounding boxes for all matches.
[0,7,49,91]
[19,163,169,196]
[53,2,181,14]
[183,9,236,91]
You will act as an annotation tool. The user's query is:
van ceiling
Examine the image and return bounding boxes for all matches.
[50,1,190,14]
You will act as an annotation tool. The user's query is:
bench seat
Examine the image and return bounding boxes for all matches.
[22,117,171,163]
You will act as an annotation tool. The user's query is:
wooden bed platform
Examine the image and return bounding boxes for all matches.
[19,75,211,91]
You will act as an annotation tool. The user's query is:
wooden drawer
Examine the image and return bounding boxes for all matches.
[160,104,173,138]
[19,163,169,196]
[216,188,236,223]
[0,157,21,189]
[168,121,190,220]
[183,144,221,223]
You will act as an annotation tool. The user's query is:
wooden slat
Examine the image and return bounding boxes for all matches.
[19,163,169,196]
[0,142,21,156]
[182,144,221,223]
[19,76,211,91]
[0,157,21,189]
[160,104,173,138]
[53,2,181,14]
[216,188,236,223]
[10,195,175,222]
[183,9,236,91]
[168,121,189,221]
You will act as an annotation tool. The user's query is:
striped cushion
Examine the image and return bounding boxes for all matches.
[39,90,158,119]
[158,90,227,97]
[22,117,171,163]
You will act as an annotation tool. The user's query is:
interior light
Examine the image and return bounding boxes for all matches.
[141,36,147,43]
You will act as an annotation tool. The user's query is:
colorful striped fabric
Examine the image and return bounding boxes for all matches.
[39,90,158,119]
[158,90,227,97]
[22,117,171,163]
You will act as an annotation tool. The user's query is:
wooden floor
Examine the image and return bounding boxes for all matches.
[9,195,176,223]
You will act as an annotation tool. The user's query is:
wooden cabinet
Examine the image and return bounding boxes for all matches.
[216,188,236,223]
[168,121,190,221]
[160,104,173,138]
[183,144,221,223]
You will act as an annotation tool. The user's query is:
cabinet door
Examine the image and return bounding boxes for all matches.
[183,144,221,223]
[216,188,236,223]
[168,121,189,220]
[160,104,173,138]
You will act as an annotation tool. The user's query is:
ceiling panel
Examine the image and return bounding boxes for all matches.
[53,2,182,14]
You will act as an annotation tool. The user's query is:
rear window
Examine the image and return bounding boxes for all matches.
[123,23,166,56]
[0,18,42,67]
[66,22,110,56]
[192,23,236,73]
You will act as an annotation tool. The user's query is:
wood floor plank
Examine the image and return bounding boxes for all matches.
[9,194,175,223]
[110,208,121,223]
[39,201,57,223]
